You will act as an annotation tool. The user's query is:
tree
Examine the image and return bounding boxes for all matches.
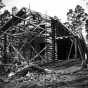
[66,5,88,69]
[66,5,88,36]
[0,0,5,9]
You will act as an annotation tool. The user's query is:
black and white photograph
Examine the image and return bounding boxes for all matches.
[0,0,88,88]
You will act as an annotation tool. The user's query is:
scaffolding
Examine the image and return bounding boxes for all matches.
[0,7,57,66]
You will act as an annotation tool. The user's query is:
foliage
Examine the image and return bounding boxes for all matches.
[65,5,88,37]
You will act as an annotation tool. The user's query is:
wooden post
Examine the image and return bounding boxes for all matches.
[74,37,77,59]
[3,34,7,63]
[51,18,56,62]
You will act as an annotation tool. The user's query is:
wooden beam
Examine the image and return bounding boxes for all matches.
[10,43,25,60]
[31,45,48,61]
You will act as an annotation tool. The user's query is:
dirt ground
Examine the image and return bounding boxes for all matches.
[0,59,88,88]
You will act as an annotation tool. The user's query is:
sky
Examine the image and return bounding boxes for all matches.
[1,0,88,22]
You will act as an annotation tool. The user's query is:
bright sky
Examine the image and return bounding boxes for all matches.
[2,0,88,22]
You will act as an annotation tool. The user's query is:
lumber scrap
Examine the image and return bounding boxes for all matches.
[8,64,47,80]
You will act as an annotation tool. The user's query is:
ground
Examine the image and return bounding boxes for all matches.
[0,59,88,88]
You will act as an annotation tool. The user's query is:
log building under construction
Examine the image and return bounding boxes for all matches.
[0,6,88,76]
